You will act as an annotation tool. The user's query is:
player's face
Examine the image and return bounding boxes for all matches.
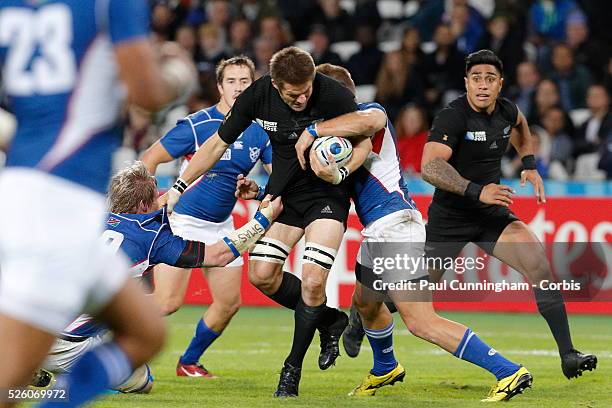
[218,65,253,108]
[465,64,503,112]
[275,80,313,112]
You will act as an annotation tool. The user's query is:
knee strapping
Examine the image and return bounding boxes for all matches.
[249,238,290,264]
[302,243,337,270]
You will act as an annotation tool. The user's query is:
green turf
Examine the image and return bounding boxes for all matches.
[93,306,610,408]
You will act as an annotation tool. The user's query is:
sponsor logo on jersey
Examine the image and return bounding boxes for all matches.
[320,205,333,214]
[489,141,498,149]
[256,118,277,132]
[288,132,299,139]
[233,141,243,149]
[488,348,497,356]
[107,217,121,228]
[249,147,260,162]
[465,131,487,141]
[221,149,232,160]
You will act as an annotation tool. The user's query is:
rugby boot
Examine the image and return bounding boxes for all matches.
[349,363,405,396]
[481,366,532,402]
[561,349,597,379]
[274,363,301,397]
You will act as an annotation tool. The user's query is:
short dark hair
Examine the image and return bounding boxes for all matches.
[216,55,255,84]
[316,63,356,95]
[465,49,504,77]
[269,46,315,88]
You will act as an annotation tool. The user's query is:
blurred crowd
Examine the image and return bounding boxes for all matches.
[3,0,612,180]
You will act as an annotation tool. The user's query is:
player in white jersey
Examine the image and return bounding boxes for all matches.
[290,64,530,402]
[0,1,195,406]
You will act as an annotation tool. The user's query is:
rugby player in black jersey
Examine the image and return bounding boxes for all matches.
[160,47,360,397]
[419,49,597,381]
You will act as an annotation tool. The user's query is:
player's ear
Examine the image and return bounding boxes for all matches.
[464,76,468,91]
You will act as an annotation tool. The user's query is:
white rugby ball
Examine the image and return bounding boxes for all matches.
[313,136,353,166]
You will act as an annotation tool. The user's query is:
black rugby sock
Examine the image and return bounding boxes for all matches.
[269,272,302,310]
[534,288,574,355]
[285,299,326,368]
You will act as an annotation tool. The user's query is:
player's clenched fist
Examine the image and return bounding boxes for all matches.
[158,188,181,213]
[478,184,515,207]
[258,195,284,222]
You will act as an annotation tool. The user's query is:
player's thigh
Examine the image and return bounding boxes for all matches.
[42,335,105,374]
[0,315,56,388]
[493,220,550,282]
[153,264,192,305]
[203,266,243,306]
[249,221,304,285]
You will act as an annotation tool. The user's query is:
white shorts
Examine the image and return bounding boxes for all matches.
[357,209,428,282]
[43,334,153,393]
[0,169,129,334]
[170,212,243,267]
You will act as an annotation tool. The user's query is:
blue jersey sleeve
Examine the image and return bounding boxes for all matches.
[149,225,187,266]
[261,137,272,165]
[160,119,198,158]
[358,102,386,114]
[107,0,150,45]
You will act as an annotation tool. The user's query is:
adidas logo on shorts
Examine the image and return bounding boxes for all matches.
[320,205,333,214]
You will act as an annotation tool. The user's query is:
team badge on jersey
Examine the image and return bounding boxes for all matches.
[107,217,121,228]
[249,147,260,163]
[221,149,232,160]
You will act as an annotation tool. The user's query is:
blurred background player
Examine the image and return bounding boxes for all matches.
[159,47,358,397]
[0,0,196,407]
[141,56,272,378]
[421,49,597,380]
[36,162,282,393]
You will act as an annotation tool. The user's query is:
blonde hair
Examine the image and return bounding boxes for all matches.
[108,161,157,213]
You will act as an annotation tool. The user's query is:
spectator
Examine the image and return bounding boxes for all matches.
[195,23,229,73]
[448,3,484,55]
[528,0,582,43]
[548,43,592,110]
[151,2,176,41]
[308,25,343,66]
[227,18,255,59]
[205,0,233,49]
[541,106,574,169]
[565,11,607,81]
[175,25,197,57]
[311,0,354,43]
[574,85,612,157]
[507,61,540,115]
[476,15,524,86]
[400,26,425,69]
[374,51,425,123]
[259,16,293,49]
[528,79,574,137]
[253,36,279,79]
[422,23,465,109]
[346,24,384,86]
[394,105,429,174]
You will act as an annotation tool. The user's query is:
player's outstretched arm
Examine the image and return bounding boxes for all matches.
[310,136,372,184]
[141,140,175,175]
[422,142,514,207]
[510,110,546,203]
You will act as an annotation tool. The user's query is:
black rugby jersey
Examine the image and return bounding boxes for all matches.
[428,93,519,210]
[218,72,357,196]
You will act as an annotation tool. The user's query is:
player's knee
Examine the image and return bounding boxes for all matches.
[156,295,183,316]
[301,269,327,296]
[353,300,379,322]
[215,296,241,320]
[248,263,280,293]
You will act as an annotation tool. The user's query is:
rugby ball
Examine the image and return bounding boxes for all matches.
[313,136,353,167]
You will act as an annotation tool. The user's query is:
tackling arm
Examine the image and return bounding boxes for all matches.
[313,108,387,138]
[140,140,175,175]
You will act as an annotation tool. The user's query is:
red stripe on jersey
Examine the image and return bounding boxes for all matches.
[371,128,385,154]
[185,153,194,161]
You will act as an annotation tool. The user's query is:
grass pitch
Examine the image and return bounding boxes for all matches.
[93,306,610,408]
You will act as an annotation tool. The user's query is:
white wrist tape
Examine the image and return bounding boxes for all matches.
[222,202,274,256]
